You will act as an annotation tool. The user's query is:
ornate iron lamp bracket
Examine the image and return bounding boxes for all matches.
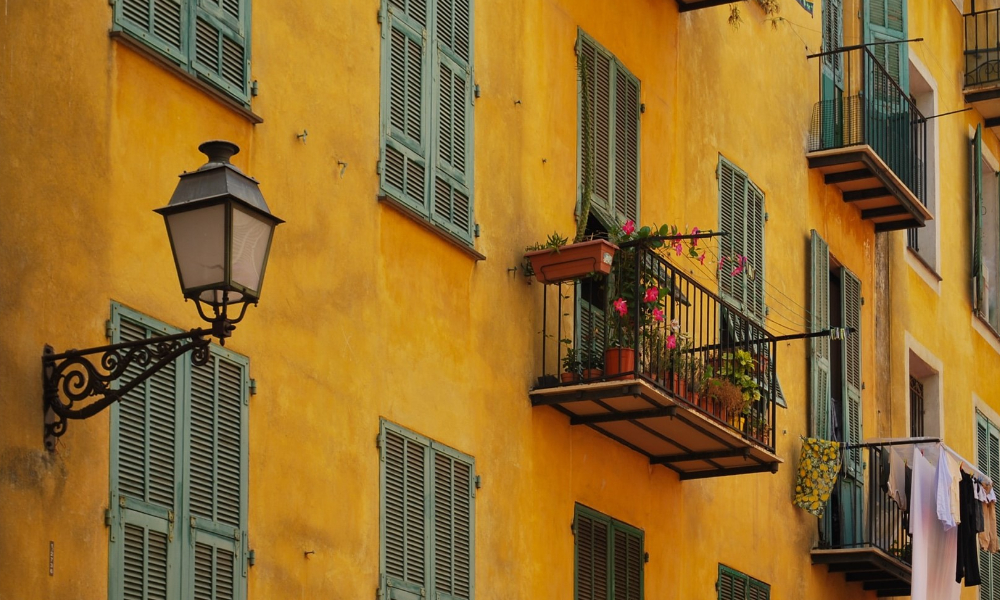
[42,328,213,451]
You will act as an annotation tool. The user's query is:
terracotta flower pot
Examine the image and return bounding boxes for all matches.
[525,239,618,284]
[582,368,603,381]
[604,348,635,380]
[672,374,688,401]
[560,372,579,384]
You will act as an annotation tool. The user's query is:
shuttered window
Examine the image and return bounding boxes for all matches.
[113,0,251,105]
[108,303,249,600]
[865,0,907,91]
[574,505,643,600]
[822,0,843,77]
[972,124,1000,333]
[578,31,641,228]
[717,565,770,600]
[380,420,476,600]
[978,412,1000,600]
[718,157,766,325]
[379,0,476,244]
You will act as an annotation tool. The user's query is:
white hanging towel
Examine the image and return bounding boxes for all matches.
[911,449,960,600]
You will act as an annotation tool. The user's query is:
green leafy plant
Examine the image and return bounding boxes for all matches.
[717,349,761,413]
[560,338,582,376]
[728,0,780,30]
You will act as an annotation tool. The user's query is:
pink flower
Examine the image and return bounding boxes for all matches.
[691,227,700,247]
[666,334,677,350]
[622,220,635,235]
[613,298,628,316]
[731,255,747,276]
[644,287,659,303]
[652,308,664,322]
[699,252,707,265]
[718,258,726,270]
[674,242,683,256]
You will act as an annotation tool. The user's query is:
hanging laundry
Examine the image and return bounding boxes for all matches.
[980,482,998,553]
[911,449,961,600]
[956,471,982,586]
[887,445,908,510]
[936,450,960,530]
[793,437,842,518]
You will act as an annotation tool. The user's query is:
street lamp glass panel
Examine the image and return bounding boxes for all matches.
[166,204,226,292]
[231,205,272,294]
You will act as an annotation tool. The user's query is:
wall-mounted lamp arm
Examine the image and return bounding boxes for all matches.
[42,328,212,450]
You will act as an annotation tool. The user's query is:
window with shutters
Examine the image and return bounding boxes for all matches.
[718,157,766,325]
[378,0,477,248]
[716,565,769,600]
[112,0,252,105]
[574,504,643,600]
[973,124,1000,333]
[379,420,475,600]
[577,31,641,229]
[865,0,907,91]
[107,303,248,600]
[977,411,1000,600]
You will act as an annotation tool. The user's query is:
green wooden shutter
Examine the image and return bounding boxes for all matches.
[718,565,748,600]
[822,0,843,77]
[381,424,429,600]
[382,2,430,211]
[978,413,1000,600]
[579,36,614,222]
[115,0,186,63]
[747,579,770,600]
[187,348,248,600]
[974,125,986,317]
[431,448,474,600]
[842,268,863,475]
[111,310,183,600]
[866,0,907,92]
[747,183,766,323]
[431,0,475,241]
[612,69,640,224]
[191,0,251,103]
[611,524,642,600]
[810,231,831,439]
[577,296,607,358]
[575,509,610,600]
[718,159,739,304]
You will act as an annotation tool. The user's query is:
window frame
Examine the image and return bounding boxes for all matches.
[378,419,477,600]
[111,0,253,107]
[576,29,642,230]
[107,301,249,600]
[573,504,644,600]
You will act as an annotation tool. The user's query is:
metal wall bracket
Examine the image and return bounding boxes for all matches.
[42,328,212,451]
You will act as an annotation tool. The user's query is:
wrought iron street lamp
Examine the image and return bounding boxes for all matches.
[42,141,282,450]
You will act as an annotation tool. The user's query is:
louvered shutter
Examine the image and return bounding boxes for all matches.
[431,0,474,240]
[187,348,248,600]
[575,511,609,600]
[810,231,832,439]
[978,414,993,599]
[577,296,607,360]
[382,426,428,600]
[382,1,430,211]
[111,311,183,600]
[718,159,739,303]
[613,70,640,224]
[115,0,186,63]
[717,565,748,600]
[611,525,642,600]
[866,0,907,92]
[974,126,986,317]
[431,449,474,600]
[842,268,862,476]
[822,0,842,77]
[579,37,614,222]
[191,0,250,103]
[747,183,766,323]
[747,580,770,600]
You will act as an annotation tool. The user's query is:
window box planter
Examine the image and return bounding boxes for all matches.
[525,239,618,284]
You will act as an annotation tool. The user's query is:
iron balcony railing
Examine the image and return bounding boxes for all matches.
[817,442,912,567]
[536,239,778,451]
[965,5,1000,88]
[808,46,927,206]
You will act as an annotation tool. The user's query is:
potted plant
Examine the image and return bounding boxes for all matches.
[718,349,762,413]
[560,339,582,384]
[524,231,618,284]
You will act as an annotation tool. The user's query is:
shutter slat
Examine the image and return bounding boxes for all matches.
[384,430,407,581]
[453,460,472,598]
[843,268,863,475]
[404,438,426,585]
[748,185,766,322]
[434,453,455,594]
[613,70,640,224]
[593,46,612,211]
[811,231,832,439]
[719,160,738,301]
[577,515,594,600]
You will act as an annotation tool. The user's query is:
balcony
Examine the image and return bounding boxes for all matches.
[807,46,931,232]
[965,5,1000,132]
[529,240,782,480]
[811,443,912,597]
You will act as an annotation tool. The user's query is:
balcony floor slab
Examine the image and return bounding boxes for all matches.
[811,547,911,598]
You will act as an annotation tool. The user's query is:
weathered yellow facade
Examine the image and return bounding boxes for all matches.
[3,0,1000,598]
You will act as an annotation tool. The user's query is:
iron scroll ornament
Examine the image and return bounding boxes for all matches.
[42,329,212,451]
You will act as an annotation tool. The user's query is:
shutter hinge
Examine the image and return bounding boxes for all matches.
[105,320,116,341]
[861,296,865,305]
[377,7,384,23]
[376,433,383,460]
[248,549,256,566]
[764,211,769,222]
[474,474,482,488]
[640,103,646,114]
[862,381,866,390]
[249,378,257,396]
[644,552,650,563]
[474,84,481,98]
[104,508,112,526]
[119,495,127,508]
[474,223,481,238]
[376,159,382,176]
[251,80,259,97]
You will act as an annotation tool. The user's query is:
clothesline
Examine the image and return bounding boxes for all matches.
[853,437,993,487]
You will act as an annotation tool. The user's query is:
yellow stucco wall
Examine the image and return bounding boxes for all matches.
[2,0,994,598]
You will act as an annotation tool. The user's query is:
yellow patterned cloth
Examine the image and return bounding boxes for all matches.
[793,437,843,518]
